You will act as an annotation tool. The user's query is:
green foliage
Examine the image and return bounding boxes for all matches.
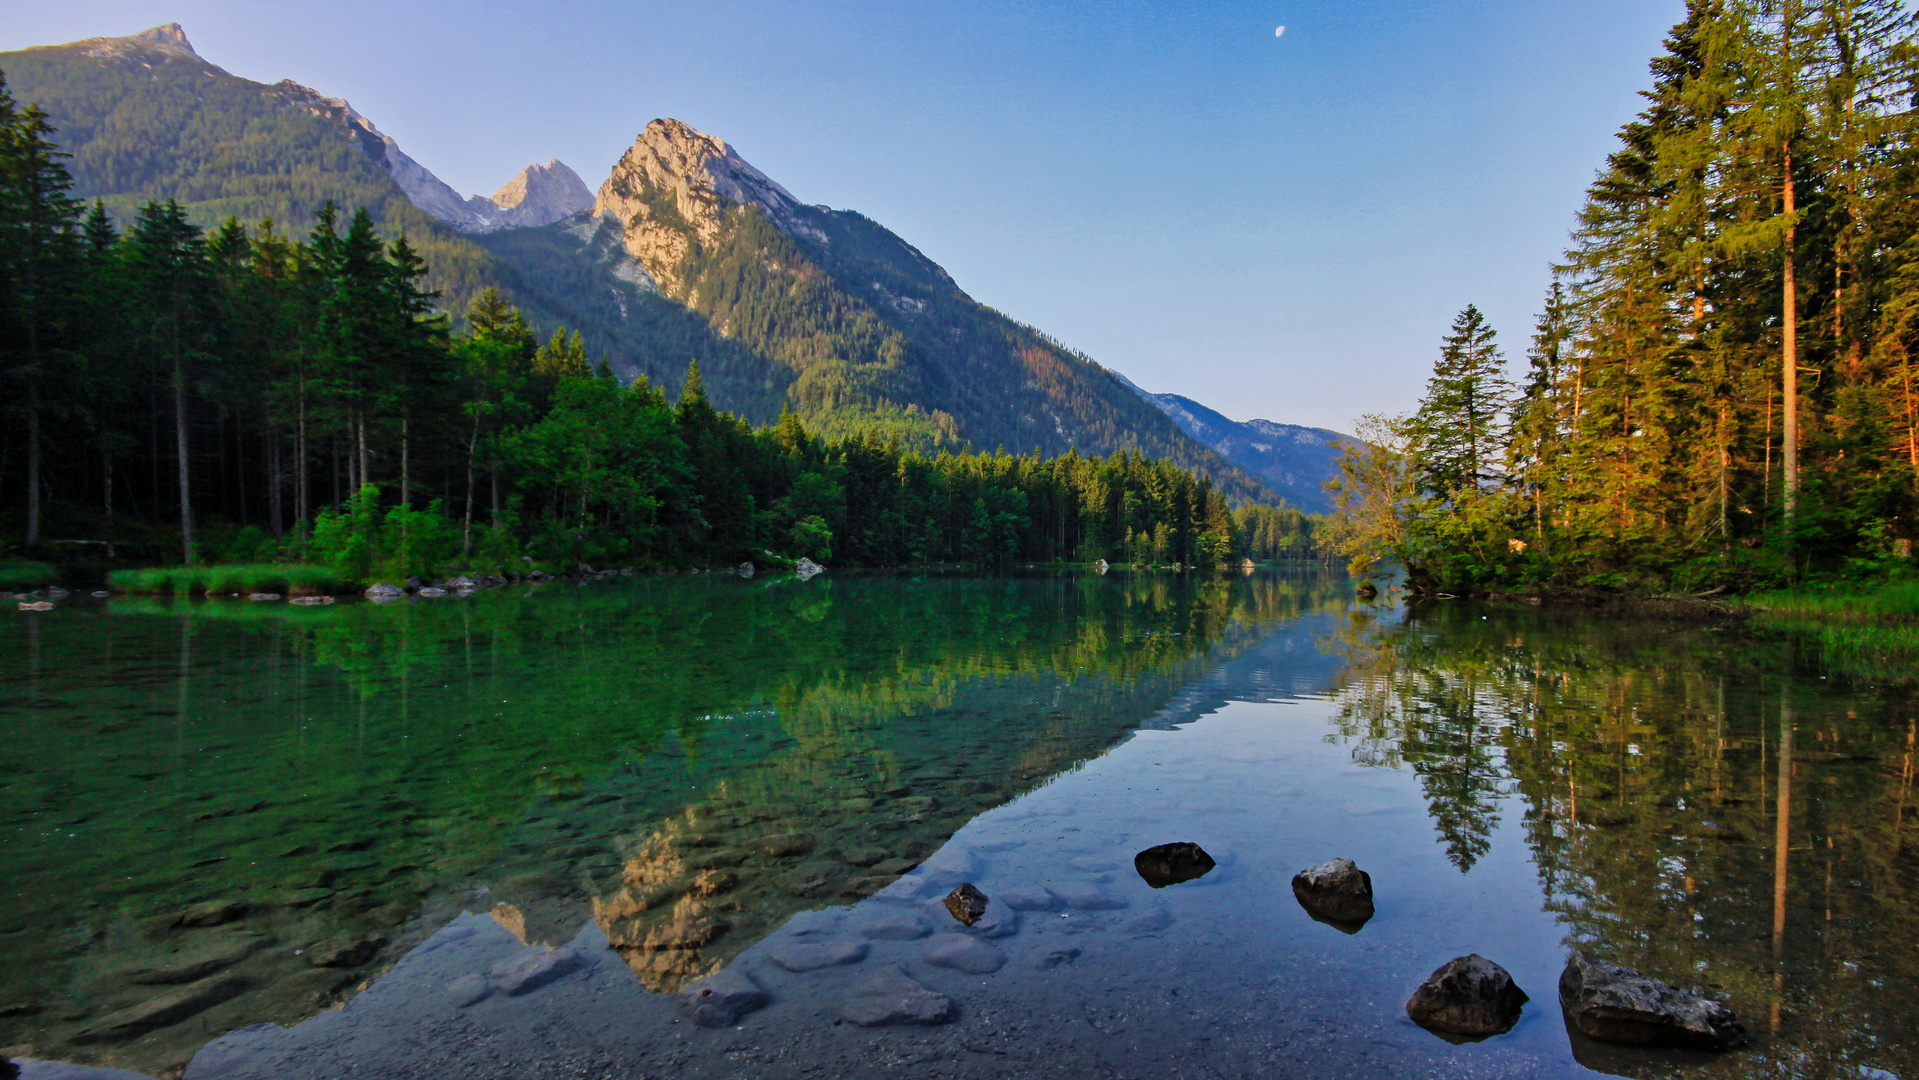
[108,563,345,595]
[0,556,55,589]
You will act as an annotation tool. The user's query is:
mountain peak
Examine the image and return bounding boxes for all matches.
[489,159,593,219]
[597,118,802,230]
[130,23,197,55]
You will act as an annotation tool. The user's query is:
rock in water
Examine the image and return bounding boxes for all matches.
[921,935,1005,974]
[677,966,768,1028]
[1559,951,1745,1051]
[364,582,404,598]
[943,883,989,926]
[489,947,585,995]
[737,561,755,578]
[71,974,248,1043]
[997,886,1063,911]
[839,965,955,1027]
[860,913,933,941]
[766,941,868,972]
[1134,842,1216,888]
[445,972,491,1007]
[1405,954,1528,1038]
[1291,858,1375,925]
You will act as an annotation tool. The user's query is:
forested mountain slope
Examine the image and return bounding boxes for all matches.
[1,26,1274,501]
[1115,379,1354,513]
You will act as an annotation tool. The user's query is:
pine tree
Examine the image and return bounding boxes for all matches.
[1413,305,1512,497]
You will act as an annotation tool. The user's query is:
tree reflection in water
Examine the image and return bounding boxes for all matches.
[1322,601,1919,1077]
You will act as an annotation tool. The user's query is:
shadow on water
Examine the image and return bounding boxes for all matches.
[0,568,1347,1075]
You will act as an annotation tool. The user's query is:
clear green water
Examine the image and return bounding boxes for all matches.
[2,573,1914,1079]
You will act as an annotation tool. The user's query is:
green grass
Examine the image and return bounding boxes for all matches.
[108,563,351,596]
[1743,577,1919,679]
[0,557,58,590]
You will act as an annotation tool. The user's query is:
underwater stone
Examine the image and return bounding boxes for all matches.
[677,967,768,1028]
[860,913,932,940]
[767,941,868,972]
[1559,951,1746,1051]
[1405,954,1528,1037]
[445,973,491,1007]
[71,974,248,1044]
[1050,884,1128,911]
[757,832,817,857]
[921,935,1004,974]
[1291,858,1375,925]
[997,887,1063,911]
[838,965,953,1027]
[490,947,585,995]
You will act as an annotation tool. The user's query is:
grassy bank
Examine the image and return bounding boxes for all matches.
[0,557,58,590]
[107,564,352,597]
[1742,577,1919,678]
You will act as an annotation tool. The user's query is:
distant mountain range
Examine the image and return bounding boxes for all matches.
[1,23,1353,510]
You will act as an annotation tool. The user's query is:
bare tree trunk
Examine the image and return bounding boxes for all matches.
[357,410,369,495]
[103,449,115,560]
[173,310,196,565]
[25,378,41,550]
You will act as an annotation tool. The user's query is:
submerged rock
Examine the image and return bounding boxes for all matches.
[839,965,954,1027]
[1405,954,1528,1038]
[921,935,1005,974]
[677,966,768,1028]
[71,974,248,1044]
[1291,858,1375,925]
[175,899,249,928]
[767,941,868,972]
[489,947,585,995]
[860,913,932,941]
[943,883,989,926]
[997,886,1064,911]
[757,832,816,857]
[1134,842,1216,888]
[1559,951,1746,1051]
[1050,883,1128,910]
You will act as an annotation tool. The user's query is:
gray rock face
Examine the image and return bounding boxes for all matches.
[489,947,584,996]
[943,883,989,926]
[676,966,768,1028]
[921,935,1005,974]
[1291,858,1375,924]
[1405,954,1528,1038]
[1134,842,1216,888]
[476,160,594,231]
[1559,952,1746,1051]
[838,965,955,1027]
[766,941,868,972]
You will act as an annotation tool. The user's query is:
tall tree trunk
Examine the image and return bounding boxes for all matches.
[296,373,309,544]
[400,413,410,507]
[462,412,480,558]
[357,410,369,495]
[25,378,41,550]
[172,309,196,565]
[1783,144,1800,533]
[268,431,283,538]
[103,449,114,560]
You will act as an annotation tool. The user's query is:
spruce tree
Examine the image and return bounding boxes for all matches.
[1413,305,1512,497]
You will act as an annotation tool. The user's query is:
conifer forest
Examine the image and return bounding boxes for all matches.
[1330,0,1919,594]
[0,74,1317,582]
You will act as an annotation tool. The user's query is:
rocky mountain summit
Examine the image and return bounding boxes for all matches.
[71,22,203,62]
[484,159,594,230]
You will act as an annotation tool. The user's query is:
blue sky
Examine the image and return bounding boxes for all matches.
[4,0,1684,433]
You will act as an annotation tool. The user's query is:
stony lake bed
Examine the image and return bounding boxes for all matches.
[2,570,1913,1079]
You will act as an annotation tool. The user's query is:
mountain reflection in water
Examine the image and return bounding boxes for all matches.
[0,570,1344,1075]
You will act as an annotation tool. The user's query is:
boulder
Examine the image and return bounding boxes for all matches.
[677,966,768,1028]
[738,561,755,578]
[839,965,954,1027]
[766,941,868,972]
[176,899,249,928]
[247,593,281,601]
[364,583,404,598]
[942,883,989,926]
[1405,954,1528,1038]
[795,558,825,581]
[1559,951,1745,1051]
[416,587,447,598]
[445,576,478,588]
[921,935,1005,974]
[1291,858,1375,925]
[1134,842,1216,888]
[445,972,491,1007]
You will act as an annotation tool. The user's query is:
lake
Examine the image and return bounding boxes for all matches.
[1,570,1911,1079]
